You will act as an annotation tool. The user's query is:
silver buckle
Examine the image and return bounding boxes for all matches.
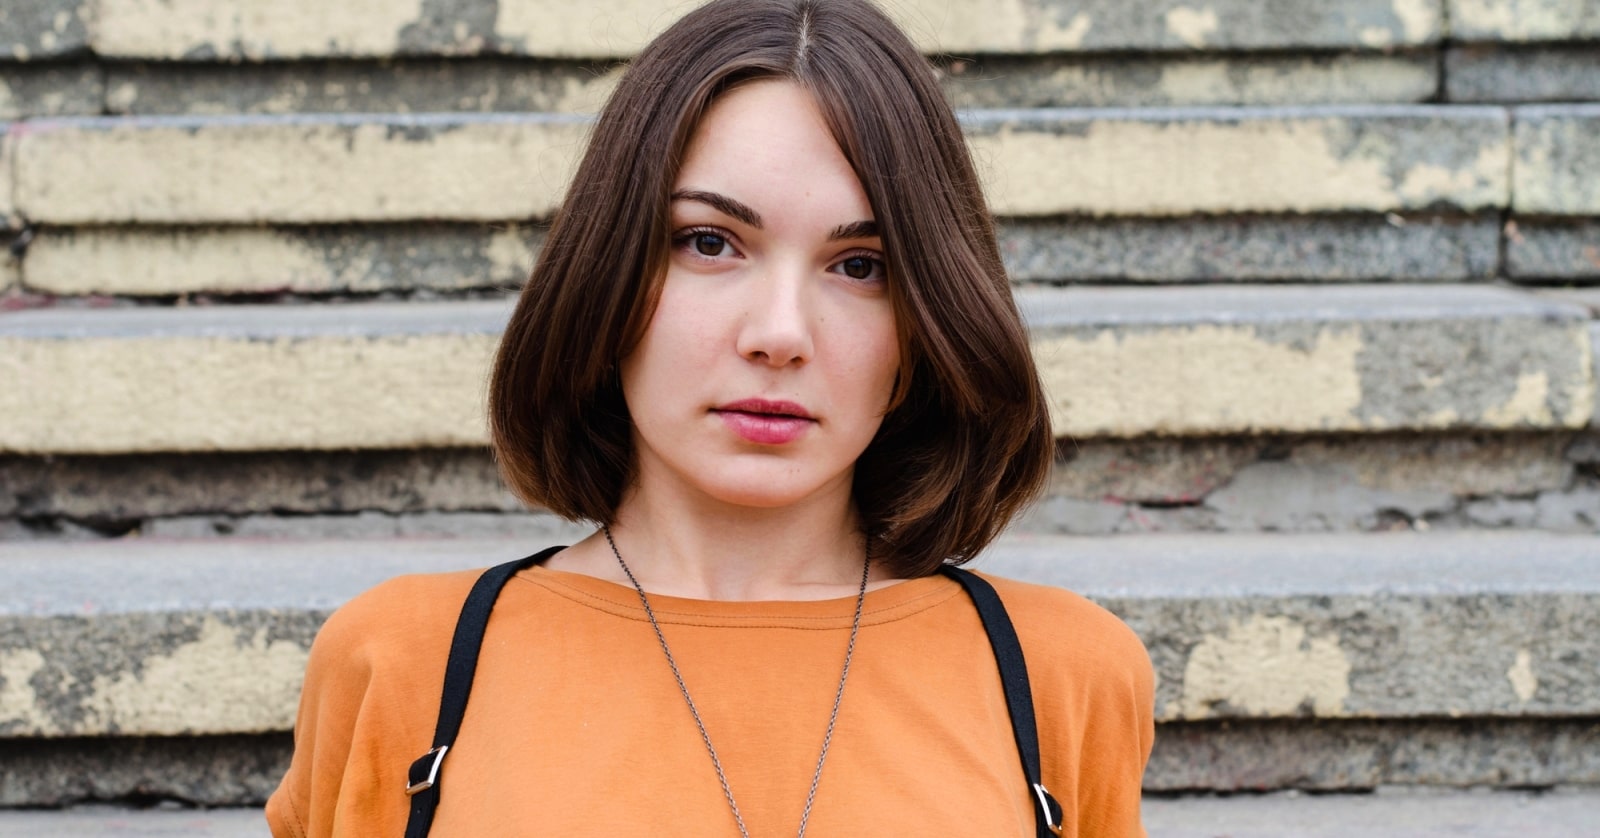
[405,745,450,796]
[1033,783,1060,832]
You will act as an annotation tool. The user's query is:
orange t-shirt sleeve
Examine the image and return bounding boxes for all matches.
[1073,622,1156,837]
[266,574,463,838]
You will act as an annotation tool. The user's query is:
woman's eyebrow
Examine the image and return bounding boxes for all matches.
[828,220,878,241]
[671,189,763,228]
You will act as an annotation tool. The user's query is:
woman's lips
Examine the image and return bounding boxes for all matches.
[713,399,815,445]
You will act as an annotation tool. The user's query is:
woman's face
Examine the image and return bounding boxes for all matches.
[619,79,900,513]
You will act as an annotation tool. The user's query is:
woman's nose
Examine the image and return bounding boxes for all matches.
[735,265,814,367]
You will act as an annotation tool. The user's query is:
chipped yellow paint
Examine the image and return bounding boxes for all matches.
[1516,116,1600,215]
[0,130,14,221]
[96,0,428,59]
[1397,144,1510,207]
[494,0,690,57]
[0,333,498,453]
[15,118,588,224]
[1164,7,1220,48]
[1564,327,1597,425]
[1483,372,1554,426]
[1151,56,1434,106]
[1507,649,1539,704]
[1449,0,1600,41]
[1031,325,1365,438]
[1180,615,1352,718]
[0,79,17,120]
[972,116,1502,217]
[1358,25,1397,47]
[486,226,539,281]
[494,0,1101,56]
[27,227,539,296]
[1392,0,1440,41]
[0,649,59,735]
[81,619,307,736]
[27,229,356,296]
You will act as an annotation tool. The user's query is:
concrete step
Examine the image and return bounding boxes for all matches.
[2,0,1446,63]
[82,52,1442,119]
[6,789,1600,837]
[1,105,1522,225]
[3,429,1596,540]
[2,284,1591,453]
[2,531,1598,805]
[1515,104,1600,216]
[1447,44,1600,104]
[11,214,1508,299]
[1447,0,1600,44]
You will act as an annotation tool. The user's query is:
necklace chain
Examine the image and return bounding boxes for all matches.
[603,527,869,838]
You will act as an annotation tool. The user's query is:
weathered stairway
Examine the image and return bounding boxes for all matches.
[2,0,1598,826]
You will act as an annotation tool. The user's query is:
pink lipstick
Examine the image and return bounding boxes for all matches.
[713,398,815,445]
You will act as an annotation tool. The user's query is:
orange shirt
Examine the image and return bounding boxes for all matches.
[267,561,1154,837]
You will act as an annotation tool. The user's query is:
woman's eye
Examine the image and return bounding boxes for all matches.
[835,255,885,281]
[693,232,729,257]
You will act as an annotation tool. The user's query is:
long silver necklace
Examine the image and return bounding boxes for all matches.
[602,527,869,838]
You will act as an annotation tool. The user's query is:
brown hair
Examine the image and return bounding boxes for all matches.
[489,0,1052,578]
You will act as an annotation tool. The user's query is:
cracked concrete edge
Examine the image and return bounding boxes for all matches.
[78,0,1442,61]
[2,531,1599,736]
[1513,105,1600,216]
[21,225,544,297]
[5,722,1600,807]
[10,107,1514,224]
[90,52,1439,120]
[5,429,1589,523]
[1,285,1595,452]
[1446,0,1600,44]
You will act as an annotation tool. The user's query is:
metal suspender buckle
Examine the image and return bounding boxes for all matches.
[405,745,450,795]
[1033,782,1062,833]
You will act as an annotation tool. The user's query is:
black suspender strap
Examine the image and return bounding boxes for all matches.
[401,551,1059,837]
[402,547,562,838]
[940,565,1064,837]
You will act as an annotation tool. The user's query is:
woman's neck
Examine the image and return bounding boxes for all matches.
[548,472,888,601]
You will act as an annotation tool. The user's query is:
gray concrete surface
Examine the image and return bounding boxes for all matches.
[1508,220,1600,280]
[18,212,1505,299]
[1,735,289,809]
[1448,45,1600,103]
[0,0,90,61]
[0,63,103,120]
[1143,787,1600,837]
[86,52,1439,115]
[22,223,544,298]
[4,788,1600,837]
[1514,105,1600,216]
[1447,0,1600,44]
[6,430,1592,534]
[1148,717,1600,791]
[1020,283,1596,435]
[4,532,1600,741]
[1001,214,1499,283]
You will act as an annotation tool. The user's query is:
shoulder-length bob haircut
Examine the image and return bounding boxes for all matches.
[490,0,1053,578]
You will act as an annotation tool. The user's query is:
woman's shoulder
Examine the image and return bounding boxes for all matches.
[973,571,1152,691]
[309,567,487,676]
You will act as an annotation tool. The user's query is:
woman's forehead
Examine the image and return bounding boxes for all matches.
[672,80,875,228]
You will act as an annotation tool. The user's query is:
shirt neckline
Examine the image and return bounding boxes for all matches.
[515,564,963,629]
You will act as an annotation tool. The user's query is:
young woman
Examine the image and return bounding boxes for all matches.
[267,0,1154,835]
